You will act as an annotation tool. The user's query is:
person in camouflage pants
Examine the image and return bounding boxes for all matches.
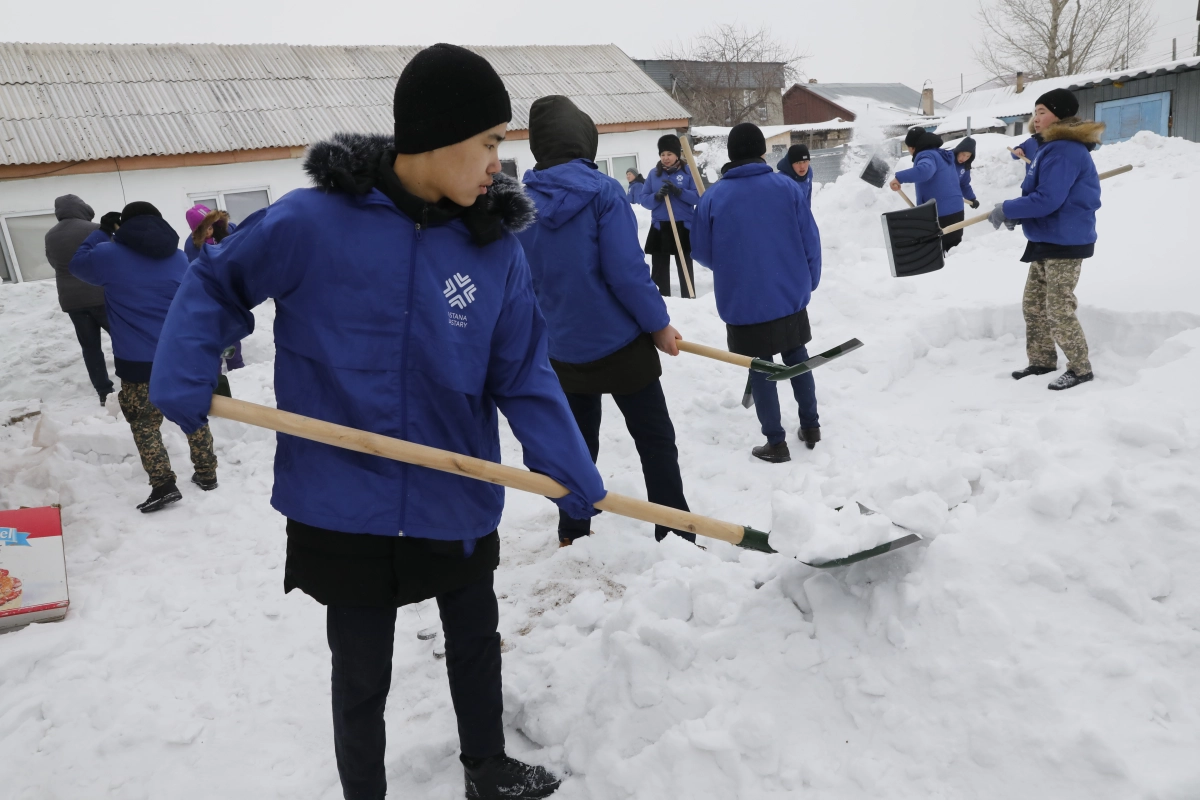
[118,381,216,489]
[1022,258,1090,375]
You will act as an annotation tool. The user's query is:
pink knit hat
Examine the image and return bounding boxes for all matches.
[185,204,211,232]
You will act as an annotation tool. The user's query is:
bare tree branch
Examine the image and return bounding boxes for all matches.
[657,24,807,126]
[973,0,1156,83]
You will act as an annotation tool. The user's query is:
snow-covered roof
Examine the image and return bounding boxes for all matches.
[691,120,855,139]
[933,114,1005,134]
[793,82,951,122]
[949,56,1200,120]
[0,42,691,167]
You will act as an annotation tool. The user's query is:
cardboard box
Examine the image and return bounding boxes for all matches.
[0,506,70,631]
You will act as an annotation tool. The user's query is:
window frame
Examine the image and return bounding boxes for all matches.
[186,186,273,223]
[0,208,57,283]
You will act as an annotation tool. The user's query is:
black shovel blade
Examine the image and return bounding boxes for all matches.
[881,200,944,278]
[802,532,923,569]
[860,152,892,188]
[767,338,864,382]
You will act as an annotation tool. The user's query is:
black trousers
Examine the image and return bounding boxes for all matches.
[650,252,695,298]
[66,305,114,397]
[559,378,693,543]
[940,210,966,253]
[327,572,504,800]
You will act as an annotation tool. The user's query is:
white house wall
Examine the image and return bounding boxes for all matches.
[499,129,675,181]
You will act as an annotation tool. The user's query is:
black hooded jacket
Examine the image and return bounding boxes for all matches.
[44,195,105,311]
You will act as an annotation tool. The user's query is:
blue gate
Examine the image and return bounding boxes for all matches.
[1095,91,1171,143]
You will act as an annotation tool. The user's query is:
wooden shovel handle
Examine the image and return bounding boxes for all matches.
[941,164,1133,235]
[676,340,754,368]
[207,395,747,546]
[1007,146,1032,164]
[663,195,697,298]
[679,136,706,197]
[897,188,916,208]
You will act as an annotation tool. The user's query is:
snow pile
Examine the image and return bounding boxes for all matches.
[3,132,1200,799]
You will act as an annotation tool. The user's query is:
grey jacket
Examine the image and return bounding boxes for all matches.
[45,195,105,311]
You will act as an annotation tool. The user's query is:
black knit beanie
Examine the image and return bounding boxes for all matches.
[904,128,925,148]
[120,201,162,223]
[727,123,766,161]
[393,44,512,154]
[787,144,810,163]
[1035,88,1079,120]
[529,95,599,170]
[657,134,682,158]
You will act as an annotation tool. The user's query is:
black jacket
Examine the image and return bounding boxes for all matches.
[44,195,105,311]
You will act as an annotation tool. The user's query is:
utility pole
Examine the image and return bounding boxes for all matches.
[1173,38,1177,61]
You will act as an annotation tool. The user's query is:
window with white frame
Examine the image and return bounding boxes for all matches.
[0,211,58,282]
[593,155,640,189]
[187,187,272,225]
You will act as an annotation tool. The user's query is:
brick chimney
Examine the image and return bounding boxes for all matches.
[920,87,934,116]
[1016,71,1025,94]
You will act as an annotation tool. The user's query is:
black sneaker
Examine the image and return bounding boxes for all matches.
[138,482,182,513]
[191,473,218,491]
[1048,370,1094,391]
[752,441,791,463]
[462,753,561,800]
[1012,365,1056,380]
[800,427,821,450]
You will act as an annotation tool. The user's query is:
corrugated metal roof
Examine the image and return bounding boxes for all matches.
[0,42,690,166]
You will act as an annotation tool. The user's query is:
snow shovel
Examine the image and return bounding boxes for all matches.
[662,195,696,298]
[859,149,893,189]
[881,164,1133,278]
[208,396,916,567]
[677,338,864,383]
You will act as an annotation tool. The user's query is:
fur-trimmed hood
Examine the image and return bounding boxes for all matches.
[1041,117,1105,147]
[303,132,536,235]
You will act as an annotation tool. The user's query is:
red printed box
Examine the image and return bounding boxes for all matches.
[0,506,70,631]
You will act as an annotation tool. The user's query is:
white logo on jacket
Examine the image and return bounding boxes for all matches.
[443,273,477,310]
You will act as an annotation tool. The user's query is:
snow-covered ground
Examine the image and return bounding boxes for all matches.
[2,130,1199,799]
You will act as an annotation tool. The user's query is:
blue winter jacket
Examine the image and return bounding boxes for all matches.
[956,164,976,202]
[1013,134,1040,172]
[517,160,669,364]
[775,155,813,207]
[70,219,188,367]
[1002,121,1103,247]
[895,148,965,216]
[640,162,700,226]
[183,221,237,262]
[692,162,822,327]
[626,180,645,205]
[148,135,606,541]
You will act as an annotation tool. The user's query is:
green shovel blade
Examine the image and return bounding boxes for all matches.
[768,338,864,382]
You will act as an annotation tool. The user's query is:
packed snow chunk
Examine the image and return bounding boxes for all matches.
[766,490,818,557]
[1028,465,1086,520]
[885,492,950,537]
[566,589,608,630]
[790,501,898,564]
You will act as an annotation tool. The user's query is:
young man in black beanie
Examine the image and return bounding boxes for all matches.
[693,123,823,461]
[639,133,701,297]
[988,87,1103,391]
[150,44,604,800]
[776,143,813,207]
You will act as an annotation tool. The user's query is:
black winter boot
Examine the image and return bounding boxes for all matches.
[138,482,182,513]
[752,441,791,463]
[800,428,821,450]
[1012,365,1056,380]
[191,473,218,491]
[462,753,561,799]
[1047,370,1094,391]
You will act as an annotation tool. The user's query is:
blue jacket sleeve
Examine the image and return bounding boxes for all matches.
[1002,150,1081,221]
[895,153,936,185]
[598,192,669,334]
[150,207,283,434]
[68,230,114,286]
[638,172,660,212]
[486,249,607,505]
[1012,136,1038,161]
[676,169,701,207]
[959,169,977,202]
[690,193,713,267]
[794,186,822,290]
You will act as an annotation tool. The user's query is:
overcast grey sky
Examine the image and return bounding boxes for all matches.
[7,0,1199,100]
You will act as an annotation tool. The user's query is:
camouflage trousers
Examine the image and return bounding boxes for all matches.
[118,381,217,488]
[1022,258,1092,375]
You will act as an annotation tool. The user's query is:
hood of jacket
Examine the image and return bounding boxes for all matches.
[911,130,945,155]
[303,132,536,244]
[1040,117,1105,150]
[721,159,771,177]
[522,159,605,230]
[528,95,599,170]
[952,136,976,169]
[113,215,181,259]
[55,194,95,222]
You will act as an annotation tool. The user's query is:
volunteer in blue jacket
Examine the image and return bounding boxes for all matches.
[952,136,980,209]
[624,168,646,205]
[640,134,701,297]
[150,45,603,800]
[517,95,694,546]
[890,129,966,252]
[988,88,1102,391]
[692,123,823,463]
[70,202,218,513]
[776,144,813,207]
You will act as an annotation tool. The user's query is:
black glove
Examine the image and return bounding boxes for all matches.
[99,211,122,236]
[655,183,681,200]
[967,198,980,209]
